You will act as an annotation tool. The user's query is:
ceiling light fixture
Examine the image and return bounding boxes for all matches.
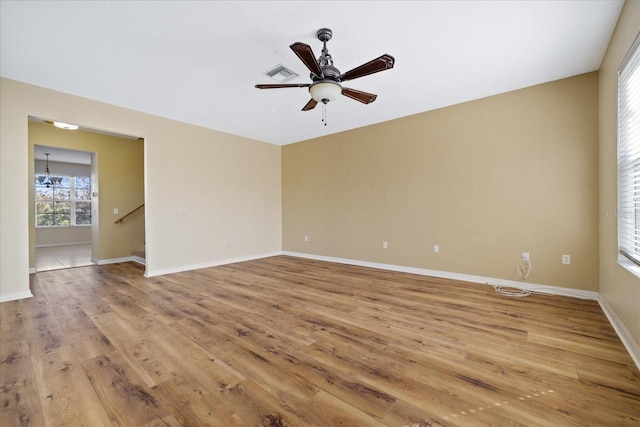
[37,153,63,188]
[53,121,79,130]
[309,81,342,126]
[309,81,342,103]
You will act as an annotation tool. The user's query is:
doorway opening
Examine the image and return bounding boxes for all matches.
[29,118,145,274]
[34,145,94,272]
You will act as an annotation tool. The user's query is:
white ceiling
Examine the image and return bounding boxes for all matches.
[0,1,624,146]
[34,145,91,165]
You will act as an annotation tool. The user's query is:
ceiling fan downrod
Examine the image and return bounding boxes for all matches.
[316,28,334,70]
[317,28,334,126]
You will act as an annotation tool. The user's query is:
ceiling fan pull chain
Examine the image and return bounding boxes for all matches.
[322,103,327,126]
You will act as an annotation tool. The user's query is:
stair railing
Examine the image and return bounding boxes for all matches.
[114,204,144,224]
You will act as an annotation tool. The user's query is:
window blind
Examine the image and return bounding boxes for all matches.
[618,34,640,266]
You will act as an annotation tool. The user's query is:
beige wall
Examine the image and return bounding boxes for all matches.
[0,77,282,301]
[30,123,144,261]
[283,73,599,291]
[599,1,640,351]
[35,227,91,247]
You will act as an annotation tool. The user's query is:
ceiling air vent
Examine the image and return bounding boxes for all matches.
[265,64,299,82]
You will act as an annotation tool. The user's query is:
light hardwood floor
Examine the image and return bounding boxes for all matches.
[1,256,639,426]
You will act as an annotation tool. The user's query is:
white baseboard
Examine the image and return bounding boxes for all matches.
[598,294,640,372]
[0,290,34,303]
[35,241,91,248]
[132,255,146,266]
[281,251,599,300]
[145,252,281,278]
[95,256,135,265]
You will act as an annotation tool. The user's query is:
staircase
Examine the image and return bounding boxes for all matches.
[114,204,146,266]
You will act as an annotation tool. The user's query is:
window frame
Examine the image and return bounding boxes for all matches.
[35,174,92,227]
[617,32,640,275]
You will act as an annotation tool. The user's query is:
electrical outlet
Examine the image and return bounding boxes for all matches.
[304,235,308,242]
[434,244,439,253]
[383,241,388,249]
[562,254,571,265]
[522,252,530,261]
[113,208,119,215]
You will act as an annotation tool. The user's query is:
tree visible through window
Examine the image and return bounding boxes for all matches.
[74,176,92,225]
[618,35,640,266]
[35,175,92,226]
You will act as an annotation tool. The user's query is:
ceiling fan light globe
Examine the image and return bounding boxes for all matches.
[309,81,342,103]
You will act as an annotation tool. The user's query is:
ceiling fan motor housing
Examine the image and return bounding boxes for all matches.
[315,65,340,81]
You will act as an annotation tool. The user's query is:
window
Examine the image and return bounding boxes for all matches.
[618,34,640,266]
[35,175,92,226]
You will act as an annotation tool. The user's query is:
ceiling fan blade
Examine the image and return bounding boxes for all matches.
[341,87,378,104]
[290,42,323,77]
[339,54,395,82]
[255,83,310,89]
[302,99,318,111]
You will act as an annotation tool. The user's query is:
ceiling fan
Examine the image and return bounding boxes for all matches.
[255,28,395,120]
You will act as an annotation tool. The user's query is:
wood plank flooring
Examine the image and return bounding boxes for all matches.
[1,255,639,426]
